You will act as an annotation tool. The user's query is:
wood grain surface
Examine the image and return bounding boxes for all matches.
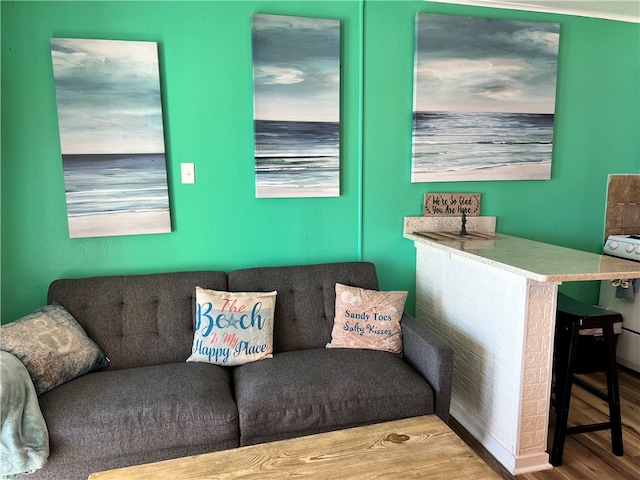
[89,415,500,480]
[451,368,640,480]
[519,369,640,480]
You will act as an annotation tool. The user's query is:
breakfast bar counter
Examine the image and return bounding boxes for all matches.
[405,232,640,282]
[404,229,640,475]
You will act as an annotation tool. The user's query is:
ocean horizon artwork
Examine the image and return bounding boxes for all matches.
[412,14,560,182]
[252,13,340,198]
[51,38,171,238]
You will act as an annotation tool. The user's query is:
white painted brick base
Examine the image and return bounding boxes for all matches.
[415,245,557,474]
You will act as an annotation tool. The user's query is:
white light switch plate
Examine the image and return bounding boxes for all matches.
[181,163,195,184]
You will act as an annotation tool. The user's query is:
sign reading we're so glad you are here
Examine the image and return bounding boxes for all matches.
[424,193,481,217]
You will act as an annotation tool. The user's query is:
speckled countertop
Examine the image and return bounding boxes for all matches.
[404,232,640,282]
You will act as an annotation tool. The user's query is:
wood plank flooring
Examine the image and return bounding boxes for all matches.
[450,367,640,480]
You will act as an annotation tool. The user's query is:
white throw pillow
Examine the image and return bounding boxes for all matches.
[187,287,277,366]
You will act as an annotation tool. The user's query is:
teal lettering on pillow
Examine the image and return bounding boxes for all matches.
[187,288,277,366]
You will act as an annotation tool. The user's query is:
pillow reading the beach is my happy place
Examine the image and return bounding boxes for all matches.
[326,283,408,357]
[0,303,109,395]
[187,287,277,366]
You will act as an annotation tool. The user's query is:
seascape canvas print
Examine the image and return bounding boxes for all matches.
[51,38,171,238]
[252,14,340,198]
[412,14,560,182]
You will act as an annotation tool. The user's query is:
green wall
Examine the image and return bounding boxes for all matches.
[2,1,639,322]
[362,1,640,304]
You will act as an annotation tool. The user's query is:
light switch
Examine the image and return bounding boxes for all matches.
[181,163,195,184]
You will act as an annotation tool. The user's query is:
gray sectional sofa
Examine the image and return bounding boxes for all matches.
[26,262,453,479]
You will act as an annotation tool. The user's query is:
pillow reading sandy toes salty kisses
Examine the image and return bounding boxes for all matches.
[326,283,408,357]
[187,287,277,366]
[0,303,109,395]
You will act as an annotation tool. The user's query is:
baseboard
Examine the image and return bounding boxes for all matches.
[450,406,552,476]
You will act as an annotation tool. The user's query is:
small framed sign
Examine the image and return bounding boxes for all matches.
[424,193,481,217]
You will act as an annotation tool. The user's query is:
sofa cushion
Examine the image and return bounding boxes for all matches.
[37,362,239,464]
[228,262,379,353]
[326,283,407,357]
[187,288,277,366]
[233,348,434,446]
[0,303,109,395]
[47,271,228,370]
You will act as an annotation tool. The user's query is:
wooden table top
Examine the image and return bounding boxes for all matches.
[88,415,500,479]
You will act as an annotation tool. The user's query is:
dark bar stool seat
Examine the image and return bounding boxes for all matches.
[550,293,624,466]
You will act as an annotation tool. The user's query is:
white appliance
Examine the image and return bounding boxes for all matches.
[599,235,640,372]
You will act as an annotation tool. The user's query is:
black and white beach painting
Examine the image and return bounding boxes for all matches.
[252,14,340,198]
[51,38,171,238]
[412,14,560,182]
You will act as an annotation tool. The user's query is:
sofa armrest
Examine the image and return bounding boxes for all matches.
[401,313,454,422]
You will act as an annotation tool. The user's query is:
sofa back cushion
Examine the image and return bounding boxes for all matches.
[47,271,228,370]
[228,262,379,353]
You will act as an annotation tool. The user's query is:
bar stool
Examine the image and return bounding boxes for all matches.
[550,293,623,466]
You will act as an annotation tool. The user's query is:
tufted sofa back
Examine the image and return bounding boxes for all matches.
[47,263,380,368]
[228,262,379,353]
[47,271,227,370]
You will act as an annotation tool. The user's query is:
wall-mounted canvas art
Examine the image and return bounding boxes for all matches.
[51,38,171,238]
[252,14,340,198]
[412,14,560,182]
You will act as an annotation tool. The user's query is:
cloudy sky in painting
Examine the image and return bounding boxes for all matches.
[252,14,340,122]
[51,38,164,154]
[414,14,560,114]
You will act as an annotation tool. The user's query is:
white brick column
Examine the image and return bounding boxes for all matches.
[415,245,557,474]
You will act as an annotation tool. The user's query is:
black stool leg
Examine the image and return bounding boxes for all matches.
[551,322,580,467]
[604,324,623,456]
